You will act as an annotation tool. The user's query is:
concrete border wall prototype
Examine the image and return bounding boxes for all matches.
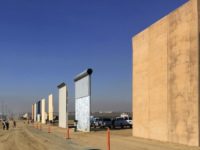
[37,114,41,122]
[74,68,93,132]
[48,94,54,121]
[41,99,46,124]
[57,83,68,128]
[34,103,37,122]
[37,101,41,122]
[32,104,34,121]
[132,0,199,146]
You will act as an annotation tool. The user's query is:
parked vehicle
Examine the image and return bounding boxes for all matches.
[124,117,132,128]
[112,117,131,128]
[90,116,95,127]
[52,116,59,124]
[90,117,100,128]
[98,118,112,128]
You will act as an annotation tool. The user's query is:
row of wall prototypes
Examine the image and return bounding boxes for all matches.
[32,68,92,132]
[32,94,53,124]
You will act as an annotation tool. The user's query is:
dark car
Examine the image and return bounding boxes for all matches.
[91,117,100,127]
[94,118,101,128]
[112,117,131,129]
[98,118,112,128]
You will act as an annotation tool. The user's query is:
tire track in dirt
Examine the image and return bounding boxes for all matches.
[0,129,20,150]
[0,122,97,150]
[14,126,48,150]
[26,126,81,150]
[0,131,10,143]
[0,124,48,150]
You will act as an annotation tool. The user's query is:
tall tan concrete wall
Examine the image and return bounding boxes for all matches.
[48,94,54,121]
[132,0,199,146]
[32,104,34,121]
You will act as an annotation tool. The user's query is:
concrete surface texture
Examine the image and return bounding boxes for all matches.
[133,0,199,146]
[37,114,41,122]
[41,99,46,124]
[75,96,91,132]
[58,84,68,128]
[75,72,92,132]
[75,76,90,98]
[48,94,54,121]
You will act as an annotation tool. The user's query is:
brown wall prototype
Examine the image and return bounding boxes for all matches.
[132,0,200,146]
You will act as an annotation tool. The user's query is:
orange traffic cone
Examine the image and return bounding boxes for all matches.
[65,128,70,139]
[107,128,110,150]
[40,124,42,130]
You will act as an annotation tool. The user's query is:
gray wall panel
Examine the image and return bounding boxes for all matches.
[75,76,90,99]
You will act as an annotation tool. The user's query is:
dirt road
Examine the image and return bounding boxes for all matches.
[0,122,85,150]
[1,121,200,150]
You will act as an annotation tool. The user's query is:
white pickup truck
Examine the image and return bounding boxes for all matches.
[124,117,132,128]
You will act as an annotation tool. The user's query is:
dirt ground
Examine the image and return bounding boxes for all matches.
[0,121,200,150]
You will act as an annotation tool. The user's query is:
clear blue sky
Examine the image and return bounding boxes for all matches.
[0,0,187,114]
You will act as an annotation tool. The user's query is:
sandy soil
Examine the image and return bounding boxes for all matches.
[0,121,84,150]
[0,121,200,150]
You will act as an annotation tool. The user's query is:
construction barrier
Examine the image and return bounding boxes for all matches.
[107,128,110,150]
[65,128,70,139]
[48,125,51,133]
[40,124,42,130]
